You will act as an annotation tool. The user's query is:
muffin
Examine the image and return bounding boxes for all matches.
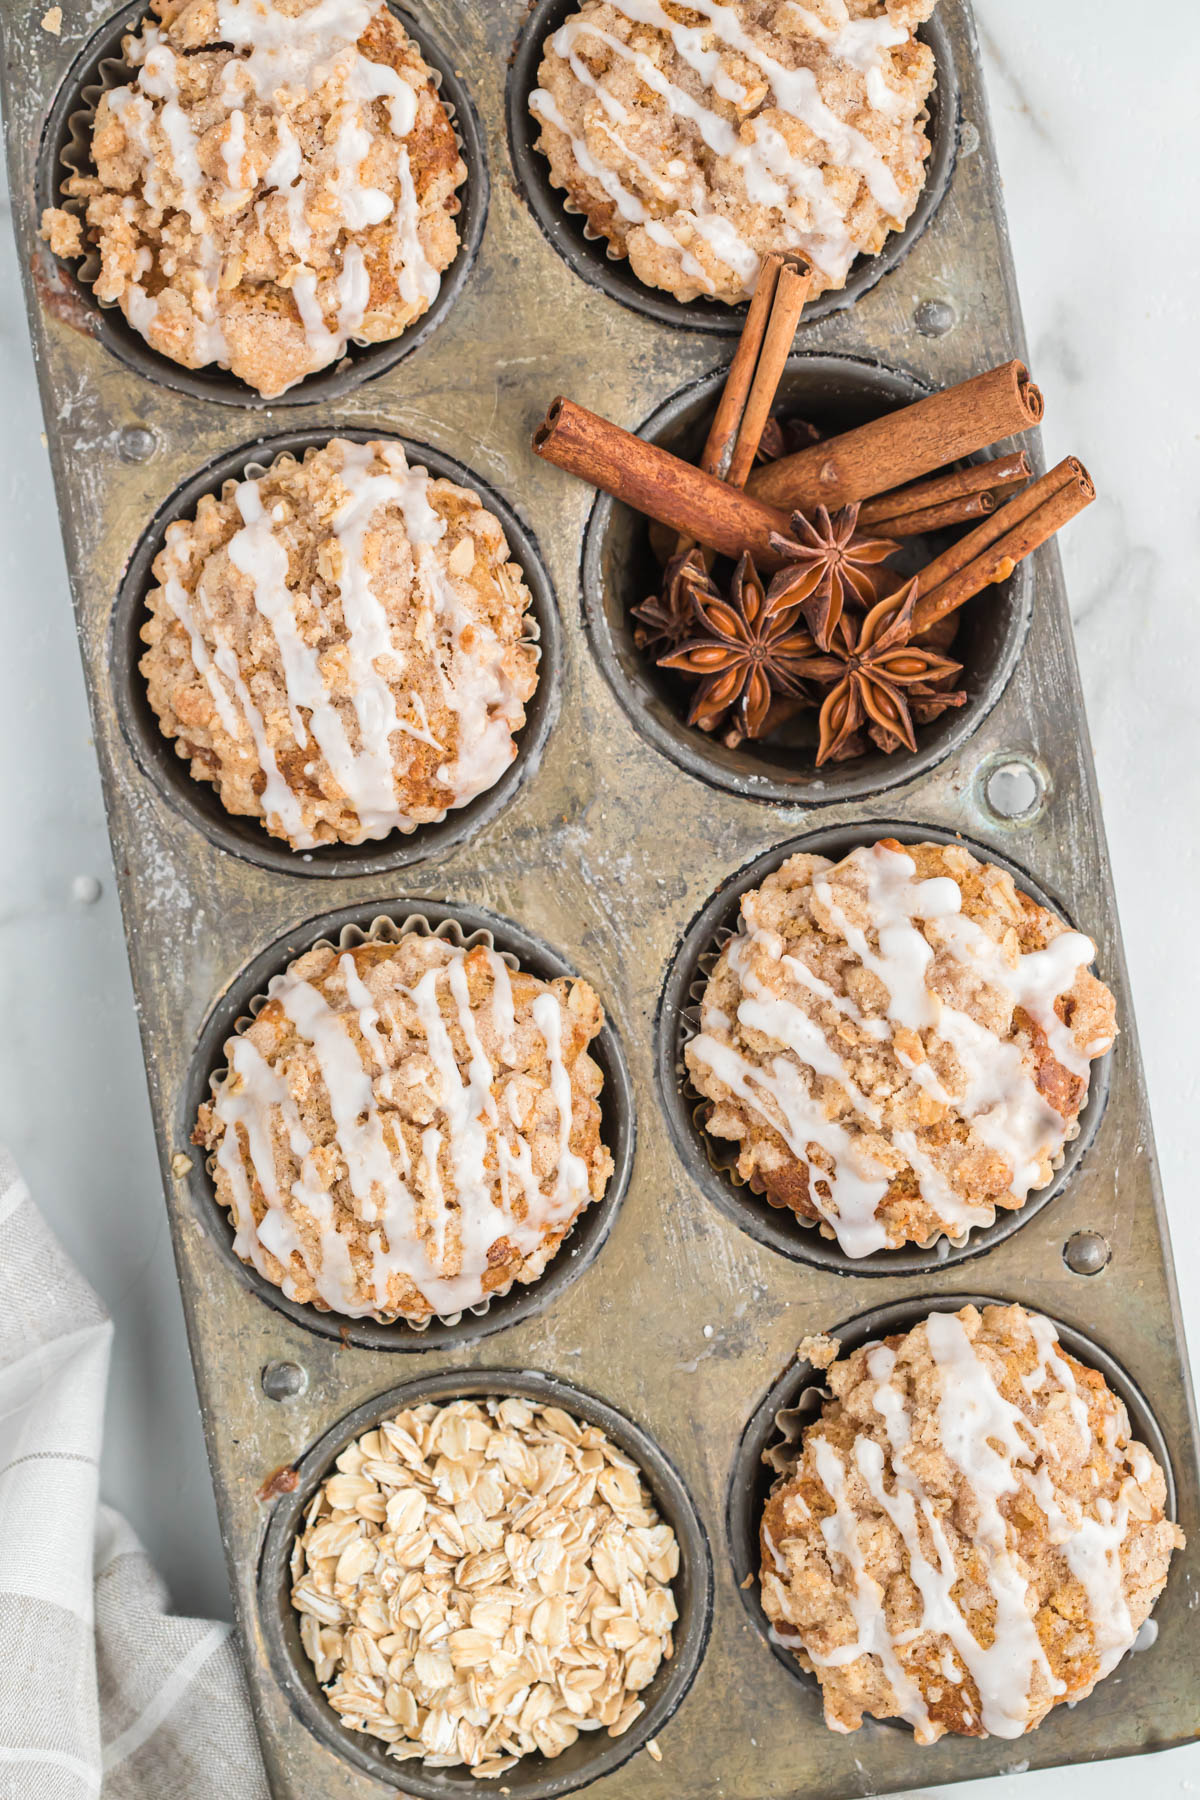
[685,840,1116,1256]
[759,1303,1183,1740]
[292,1396,680,1773]
[139,438,539,850]
[40,0,465,395]
[529,0,939,305]
[194,931,614,1321]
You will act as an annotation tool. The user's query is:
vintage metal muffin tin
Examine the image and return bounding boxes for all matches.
[4,0,1197,1793]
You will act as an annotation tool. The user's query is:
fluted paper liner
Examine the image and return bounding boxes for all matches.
[202,911,601,1334]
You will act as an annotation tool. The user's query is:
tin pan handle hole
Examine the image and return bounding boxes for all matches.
[977,751,1048,824]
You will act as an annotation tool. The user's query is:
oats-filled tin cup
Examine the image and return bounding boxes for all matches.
[258,1368,713,1795]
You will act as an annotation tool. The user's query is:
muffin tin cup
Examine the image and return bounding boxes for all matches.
[180,901,636,1350]
[35,0,489,407]
[581,353,1033,806]
[506,1,960,333]
[110,427,561,878]
[655,821,1112,1278]
[257,1366,714,1797]
[726,1292,1178,1708]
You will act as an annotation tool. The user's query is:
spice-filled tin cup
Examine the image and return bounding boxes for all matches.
[655,821,1112,1277]
[257,1366,713,1796]
[505,1,960,332]
[178,901,635,1350]
[581,354,1034,806]
[109,427,560,878]
[725,1292,1178,1701]
[34,0,489,406]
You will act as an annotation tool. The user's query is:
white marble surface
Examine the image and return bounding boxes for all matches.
[1,2,1197,1795]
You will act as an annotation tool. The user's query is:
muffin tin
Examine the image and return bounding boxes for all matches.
[5,0,1198,1794]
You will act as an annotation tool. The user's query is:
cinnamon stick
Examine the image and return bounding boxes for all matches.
[532,397,793,566]
[858,450,1032,525]
[911,458,1094,634]
[877,491,995,537]
[909,456,1088,603]
[698,254,783,482]
[747,362,1044,512]
[725,258,812,489]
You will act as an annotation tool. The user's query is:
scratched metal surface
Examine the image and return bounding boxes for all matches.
[3,1,1198,1795]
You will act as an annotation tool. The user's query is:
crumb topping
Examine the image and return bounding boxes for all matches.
[760,1303,1182,1740]
[41,0,465,394]
[531,0,938,305]
[140,438,539,850]
[686,841,1116,1255]
[196,934,614,1322]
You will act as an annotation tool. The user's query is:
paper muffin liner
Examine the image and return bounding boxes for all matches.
[133,435,543,860]
[731,1296,1180,1707]
[47,4,473,392]
[510,0,959,330]
[201,911,602,1334]
[668,825,1114,1274]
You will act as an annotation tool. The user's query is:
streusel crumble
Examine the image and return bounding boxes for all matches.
[530,0,939,305]
[41,0,465,395]
[140,438,539,850]
[195,932,613,1321]
[760,1303,1182,1739]
[686,840,1116,1255]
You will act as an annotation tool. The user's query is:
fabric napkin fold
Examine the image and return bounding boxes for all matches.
[0,1146,269,1800]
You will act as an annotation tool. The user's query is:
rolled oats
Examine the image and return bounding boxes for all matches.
[292,1398,679,1774]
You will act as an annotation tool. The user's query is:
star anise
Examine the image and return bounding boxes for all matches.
[767,504,899,652]
[631,547,717,655]
[658,552,827,739]
[802,579,965,766]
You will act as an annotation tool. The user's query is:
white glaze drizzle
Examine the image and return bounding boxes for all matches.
[168,439,526,845]
[531,0,919,293]
[772,1312,1151,1741]
[690,845,1100,1255]
[109,0,442,382]
[156,522,313,846]
[212,941,592,1317]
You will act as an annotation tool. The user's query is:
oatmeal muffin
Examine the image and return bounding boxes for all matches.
[139,437,539,850]
[529,0,939,306]
[686,840,1116,1256]
[760,1303,1183,1740]
[293,1397,679,1772]
[40,0,465,396]
[195,932,614,1322]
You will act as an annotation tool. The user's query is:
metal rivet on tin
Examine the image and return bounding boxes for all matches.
[118,425,158,464]
[1063,1231,1111,1276]
[976,751,1048,824]
[959,120,981,156]
[262,1361,308,1401]
[914,298,956,337]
